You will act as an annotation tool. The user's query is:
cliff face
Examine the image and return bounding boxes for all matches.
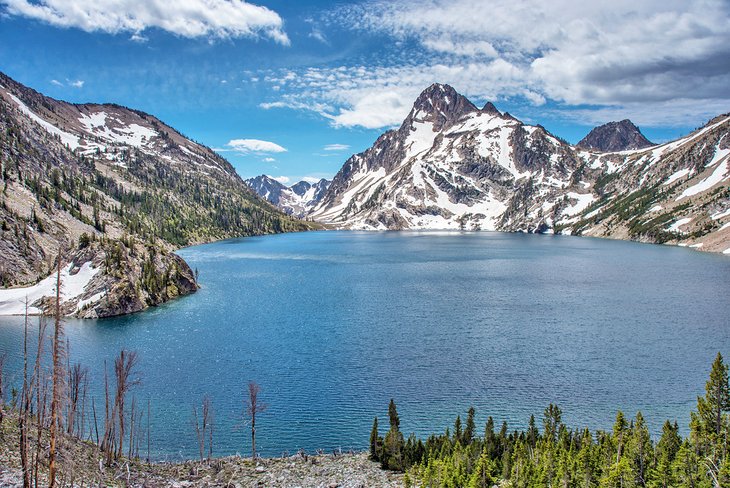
[0,71,312,317]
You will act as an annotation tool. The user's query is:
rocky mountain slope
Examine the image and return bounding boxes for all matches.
[310,83,730,253]
[0,71,312,318]
[577,119,654,152]
[246,174,330,217]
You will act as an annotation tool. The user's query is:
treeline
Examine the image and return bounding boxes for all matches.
[371,353,730,487]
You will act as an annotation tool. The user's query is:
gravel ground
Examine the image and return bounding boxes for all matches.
[0,413,404,487]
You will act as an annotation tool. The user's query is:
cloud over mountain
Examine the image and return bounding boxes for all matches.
[260,0,730,129]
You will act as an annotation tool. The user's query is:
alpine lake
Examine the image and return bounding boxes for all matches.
[0,231,728,460]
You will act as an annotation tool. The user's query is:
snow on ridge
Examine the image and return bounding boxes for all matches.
[0,261,100,316]
[7,93,80,149]
[79,111,108,131]
[405,121,436,160]
[677,159,729,200]
[562,192,596,217]
[663,168,690,186]
[668,217,692,232]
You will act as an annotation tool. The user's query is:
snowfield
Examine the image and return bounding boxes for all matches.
[0,261,100,315]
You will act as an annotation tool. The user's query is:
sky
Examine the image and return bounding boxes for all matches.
[1,0,729,185]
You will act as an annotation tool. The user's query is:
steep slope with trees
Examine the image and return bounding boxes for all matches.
[0,71,314,318]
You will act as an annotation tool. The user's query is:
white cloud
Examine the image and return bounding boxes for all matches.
[301,176,321,183]
[262,157,276,162]
[69,79,84,88]
[2,0,290,44]
[323,144,350,151]
[129,32,147,43]
[50,79,62,86]
[309,27,328,44]
[226,138,287,154]
[263,0,730,129]
[271,175,289,184]
[261,61,537,128]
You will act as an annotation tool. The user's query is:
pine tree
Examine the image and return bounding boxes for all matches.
[464,407,476,446]
[382,399,405,471]
[696,352,730,439]
[544,404,562,444]
[370,417,380,460]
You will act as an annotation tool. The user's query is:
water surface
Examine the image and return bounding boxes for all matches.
[0,231,728,459]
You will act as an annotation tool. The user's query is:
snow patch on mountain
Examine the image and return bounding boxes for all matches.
[7,93,80,149]
[0,261,100,315]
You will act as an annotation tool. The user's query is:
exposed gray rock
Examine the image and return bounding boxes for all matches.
[577,119,655,152]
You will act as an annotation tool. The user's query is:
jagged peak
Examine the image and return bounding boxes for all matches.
[481,101,501,116]
[408,83,478,130]
[577,119,654,152]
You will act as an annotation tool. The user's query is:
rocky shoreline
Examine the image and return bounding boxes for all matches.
[0,413,403,488]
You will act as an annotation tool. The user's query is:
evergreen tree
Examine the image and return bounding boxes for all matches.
[544,404,562,444]
[527,414,538,448]
[694,352,730,444]
[370,417,380,460]
[464,406,476,446]
[382,399,405,471]
[468,449,496,488]
[454,415,463,444]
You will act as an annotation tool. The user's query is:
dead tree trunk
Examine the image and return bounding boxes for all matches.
[114,349,140,460]
[49,254,64,488]
[246,381,268,460]
[20,298,30,488]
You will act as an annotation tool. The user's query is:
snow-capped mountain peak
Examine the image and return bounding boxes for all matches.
[246,175,331,217]
[309,84,730,253]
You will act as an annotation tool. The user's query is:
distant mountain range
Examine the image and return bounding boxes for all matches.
[245,175,330,218]
[300,83,729,253]
[0,71,312,317]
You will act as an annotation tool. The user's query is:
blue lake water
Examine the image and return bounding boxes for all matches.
[0,231,729,460]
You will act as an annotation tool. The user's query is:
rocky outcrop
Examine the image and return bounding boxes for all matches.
[577,119,655,152]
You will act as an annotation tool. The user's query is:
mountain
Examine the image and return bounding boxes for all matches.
[0,71,313,318]
[310,83,730,253]
[577,119,655,152]
[246,175,330,217]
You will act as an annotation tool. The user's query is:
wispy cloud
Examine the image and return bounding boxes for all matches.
[262,157,276,162]
[323,144,350,151]
[49,78,85,88]
[271,175,289,184]
[2,0,290,44]
[226,138,287,154]
[129,33,148,43]
[309,27,328,44]
[260,0,730,129]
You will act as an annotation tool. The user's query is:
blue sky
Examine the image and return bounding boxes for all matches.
[1,0,729,185]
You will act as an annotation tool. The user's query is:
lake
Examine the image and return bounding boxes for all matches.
[0,231,728,460]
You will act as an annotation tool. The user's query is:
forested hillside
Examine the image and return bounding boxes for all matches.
[0,71,314,317]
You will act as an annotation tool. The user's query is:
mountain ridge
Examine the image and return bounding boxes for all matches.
[245,175,330,217]
[309,84,730,253]
[0,71,314,317]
